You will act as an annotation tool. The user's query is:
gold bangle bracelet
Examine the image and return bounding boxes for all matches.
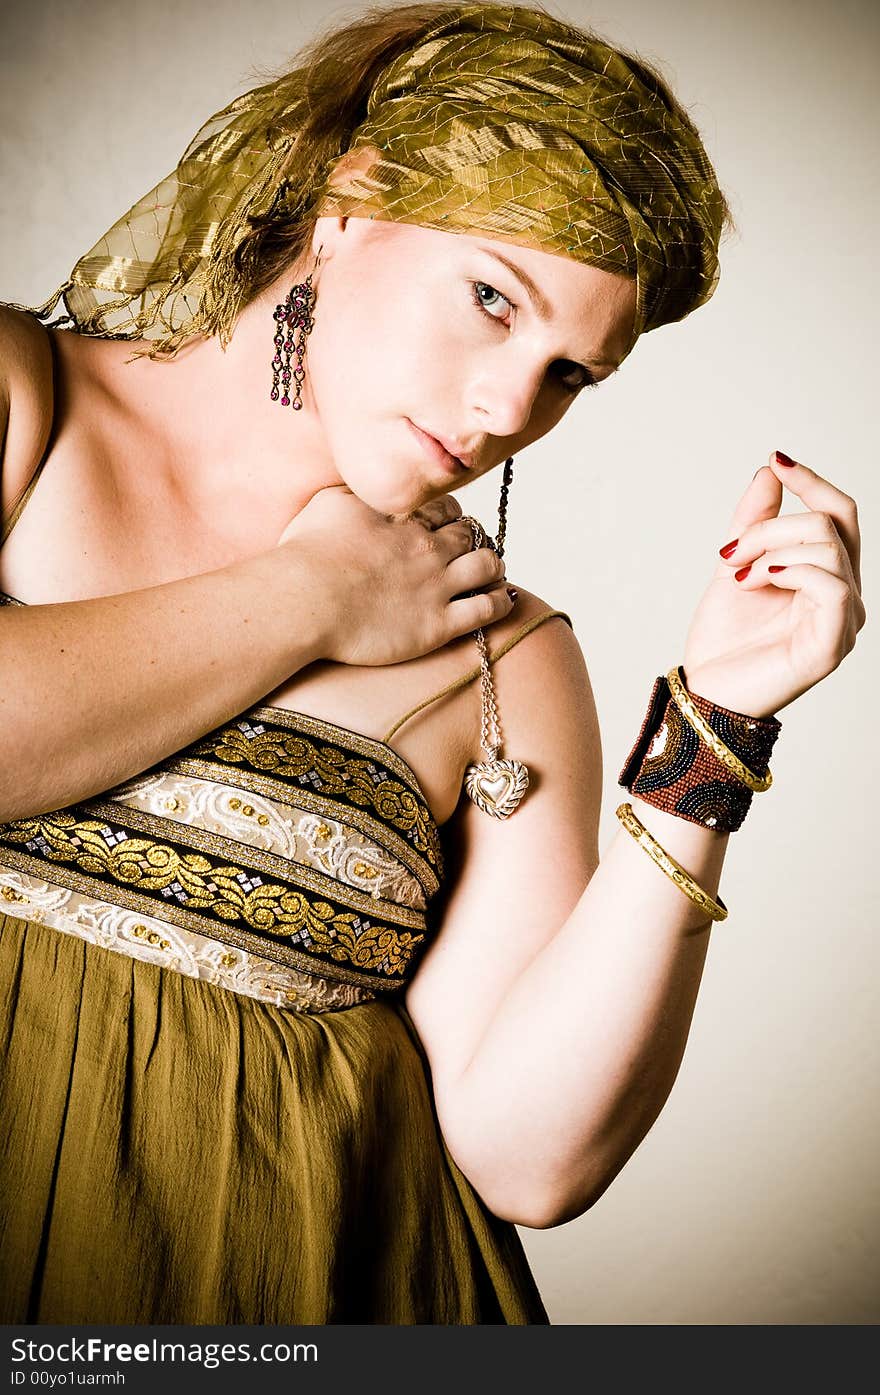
[615,802,729,922]
[665,667,773,793]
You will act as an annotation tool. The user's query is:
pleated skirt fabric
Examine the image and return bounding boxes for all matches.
[0,912,548,1324]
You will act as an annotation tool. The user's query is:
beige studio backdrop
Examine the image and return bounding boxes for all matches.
[1,0,876,1325]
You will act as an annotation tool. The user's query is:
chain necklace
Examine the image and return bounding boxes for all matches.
[462,458,530,819]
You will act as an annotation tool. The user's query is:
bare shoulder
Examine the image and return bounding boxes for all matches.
[0,304,54,523]
[453,579,603,839]
[489,583,582,671]
[478,583,597,758]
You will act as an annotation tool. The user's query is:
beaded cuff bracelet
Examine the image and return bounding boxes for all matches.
[618,667,782,833]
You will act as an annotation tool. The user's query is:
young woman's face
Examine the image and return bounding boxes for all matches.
[302,214,637,514]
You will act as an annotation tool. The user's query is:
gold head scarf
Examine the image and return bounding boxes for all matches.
[34,3,727,356]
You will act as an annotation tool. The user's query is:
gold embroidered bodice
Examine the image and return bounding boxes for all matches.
[1,443,571,1012]
[0,585,570,1013]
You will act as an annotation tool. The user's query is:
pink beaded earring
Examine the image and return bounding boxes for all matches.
[270,252,320,410]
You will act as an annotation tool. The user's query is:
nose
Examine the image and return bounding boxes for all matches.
[467,353,544,439]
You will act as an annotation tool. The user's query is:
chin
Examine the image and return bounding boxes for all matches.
[345,469,427,517]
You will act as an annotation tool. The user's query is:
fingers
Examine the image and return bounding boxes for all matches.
[731,542,866,641]
[763,451,861,591]
[719,519,856,586]
[410,495,463,530]
[723,460,784,543]
[721,451,862,594]
[445,544,507,595]
[446,581,514,637]
[433,517,487,561]
[413,510,514,637]
[737,563,863,663]
[729,540,854,587]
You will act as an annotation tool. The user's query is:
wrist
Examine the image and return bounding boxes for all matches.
[682,664,778,721]
[282,538,338,663]
[618,668,781,836]
[239,542,335,668]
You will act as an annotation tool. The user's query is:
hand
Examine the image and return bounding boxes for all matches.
[682,451,866,717]
[276,485,513,666]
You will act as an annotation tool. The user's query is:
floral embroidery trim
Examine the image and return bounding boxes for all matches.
[187,709,444,876]
[165,754,439,898]
[0,811,425,986]
[77,798,426,926]
[0,870,377,1013]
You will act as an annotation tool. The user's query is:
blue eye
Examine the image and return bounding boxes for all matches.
[553,361,598,393]
[471,281,512,321]
[470,279,599,396]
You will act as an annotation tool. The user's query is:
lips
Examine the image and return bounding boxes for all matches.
[432,433,477,471]
[407,420,472,475]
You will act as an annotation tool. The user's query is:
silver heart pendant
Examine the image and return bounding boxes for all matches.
[464,757,530,820]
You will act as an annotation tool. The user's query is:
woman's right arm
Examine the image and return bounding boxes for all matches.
[0,319,512,823]
[0,546,337,822]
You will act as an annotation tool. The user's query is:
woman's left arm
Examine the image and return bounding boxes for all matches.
[404,451,865,1229]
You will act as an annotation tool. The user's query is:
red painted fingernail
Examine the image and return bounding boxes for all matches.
[507,587,519,601]
[734,565,752,582]
[768,565,786,573]
[774,450,796,467]
[719,538,739,558]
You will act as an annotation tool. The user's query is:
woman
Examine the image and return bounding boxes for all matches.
[0,0,865,1324]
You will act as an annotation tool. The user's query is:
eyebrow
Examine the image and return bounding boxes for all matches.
[476,245,621,371]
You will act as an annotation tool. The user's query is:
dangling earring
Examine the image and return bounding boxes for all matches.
[462,457,530,820]
[270,250,319,410]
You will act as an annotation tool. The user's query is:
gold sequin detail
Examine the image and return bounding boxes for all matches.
[195,718,441,872]
[0,868,380,1013]
[170,752,440,898]
[1,812,423,977]
[131,923,171,950]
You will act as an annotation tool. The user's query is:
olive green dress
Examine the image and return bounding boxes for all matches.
[0,469,571,1324]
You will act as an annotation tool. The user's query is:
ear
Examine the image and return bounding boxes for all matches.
[311,214,348,261]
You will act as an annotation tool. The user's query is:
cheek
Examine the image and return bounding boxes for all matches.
[311,282,372,378]
[312,289,456,428]
[524,389,575,443]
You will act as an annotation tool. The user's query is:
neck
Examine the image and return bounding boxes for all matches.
[95,264,342,549]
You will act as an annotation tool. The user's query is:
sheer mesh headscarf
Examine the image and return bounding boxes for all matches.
[32,3,729,358]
